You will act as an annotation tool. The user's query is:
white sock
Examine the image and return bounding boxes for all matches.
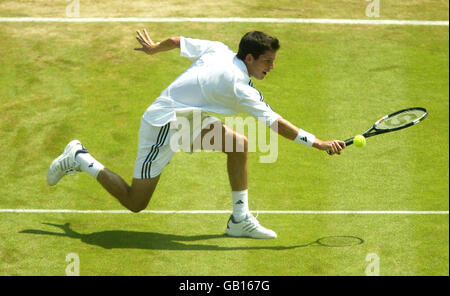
[232,189,249,222]
[75,151,105,179]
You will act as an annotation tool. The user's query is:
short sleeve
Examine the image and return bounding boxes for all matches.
[180,37,224,61]
[234,81,281,126]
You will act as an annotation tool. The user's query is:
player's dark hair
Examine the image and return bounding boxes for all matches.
[237,31,280,61]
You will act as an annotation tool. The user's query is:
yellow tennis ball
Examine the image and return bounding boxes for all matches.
[354,135,366,147]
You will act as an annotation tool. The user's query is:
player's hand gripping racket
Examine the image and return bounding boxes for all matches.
[328,107,428,154]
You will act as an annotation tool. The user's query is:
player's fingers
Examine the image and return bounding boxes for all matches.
[136,30,142,39]
[332,143,339,155]
[328,144,335,155]
[141,29,149,42]
[136,31,149,46]
[135,38,144,48]
[136,36,148,47]
[332,141,341,155]
[336,141,343,154]
[326,140,344,156]
[143,29,154,44]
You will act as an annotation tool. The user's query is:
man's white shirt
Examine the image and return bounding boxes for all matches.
[143,37,281,127]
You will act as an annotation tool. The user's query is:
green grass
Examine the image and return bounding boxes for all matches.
[0,0,448,19]
[1,214,447,275]
[0,1,448,276]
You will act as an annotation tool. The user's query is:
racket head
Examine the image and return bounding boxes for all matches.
[372,107,428,132]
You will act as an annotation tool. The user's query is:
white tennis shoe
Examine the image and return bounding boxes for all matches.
[46,140,85,186]
[226,214,277,239]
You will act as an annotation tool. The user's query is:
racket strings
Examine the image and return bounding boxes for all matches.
[377,109,426,130]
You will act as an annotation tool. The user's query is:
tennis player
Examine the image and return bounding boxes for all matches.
[47,30,345,239]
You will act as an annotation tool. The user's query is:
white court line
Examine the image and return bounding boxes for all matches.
[0,17,448,26]
[0,209,448,214]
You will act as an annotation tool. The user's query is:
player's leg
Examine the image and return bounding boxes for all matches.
[46,139,161,213]
[97,119,174,212]
[89,119,173,212]
[96,169,160,213]
[200,121,276,239]
[47,120,172,213]
[200,120,248,191]
[222,124,248,192]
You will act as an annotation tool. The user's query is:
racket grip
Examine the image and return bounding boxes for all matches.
[326,138,353,155]
[344,138,354,146]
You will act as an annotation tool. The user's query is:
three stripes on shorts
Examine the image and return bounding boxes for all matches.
[141,123,170,179]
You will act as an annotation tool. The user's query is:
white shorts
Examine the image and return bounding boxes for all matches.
[133,110,221,179]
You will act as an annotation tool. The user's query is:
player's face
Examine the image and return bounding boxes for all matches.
[245,50,277,80]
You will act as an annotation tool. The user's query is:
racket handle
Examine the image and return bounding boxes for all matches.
[326,138,354,155]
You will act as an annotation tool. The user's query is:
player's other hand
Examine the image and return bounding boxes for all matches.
[134,29,159,54]
[313,139,346,155]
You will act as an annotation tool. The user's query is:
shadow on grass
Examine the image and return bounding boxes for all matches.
[20,222,363,251]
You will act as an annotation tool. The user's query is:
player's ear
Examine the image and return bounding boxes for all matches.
[245,53,255,64]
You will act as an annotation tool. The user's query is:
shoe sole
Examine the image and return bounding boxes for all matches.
[225,228,277,239]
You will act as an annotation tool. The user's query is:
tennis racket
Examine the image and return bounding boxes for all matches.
[328,107,428,154]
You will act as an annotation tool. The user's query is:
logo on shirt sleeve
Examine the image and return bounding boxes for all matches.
[249,80,274,111]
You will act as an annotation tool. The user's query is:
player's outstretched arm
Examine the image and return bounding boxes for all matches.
[134,29,180,55]
[272,118,345,155]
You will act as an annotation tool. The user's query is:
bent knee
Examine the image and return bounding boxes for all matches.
[128,191,153,213]
[129,204,147,213]
[128,177,159,213]
[221,126,248,154]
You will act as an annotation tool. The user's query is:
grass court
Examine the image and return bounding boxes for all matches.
[0,0,448,275]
